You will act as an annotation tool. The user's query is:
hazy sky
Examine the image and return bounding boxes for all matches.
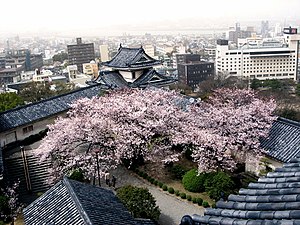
[1,0,299,35]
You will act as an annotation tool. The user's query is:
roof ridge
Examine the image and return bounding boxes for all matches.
[63,177,92,225]
[0,84,99,116]
[278,117,300,128]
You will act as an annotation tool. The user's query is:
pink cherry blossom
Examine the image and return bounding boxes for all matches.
[36,88,276,182]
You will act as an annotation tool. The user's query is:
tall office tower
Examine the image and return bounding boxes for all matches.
[261,21,270,38]
[215,27,300,81]
[99,44,109,62]
[67,38,95,73]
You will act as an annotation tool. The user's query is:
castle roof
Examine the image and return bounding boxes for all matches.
[102,46,161,69]
[180,153,300,225]
[24,177,155,225]
[0,85,102,133]
[95,69,176,89]
[261,117,300,163]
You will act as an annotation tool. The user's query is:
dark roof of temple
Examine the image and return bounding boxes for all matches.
[180,153,300,225]
[131,69,176,88]
[261,117,300,163]
[96,71,129,89]
[94,69,176,89]
[102,45,161,69]
[0,84,102,133]
[24,177,156,225]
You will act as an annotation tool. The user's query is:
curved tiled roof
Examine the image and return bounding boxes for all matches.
[94,69,176,89]
[0,85,102,133]
[95,71,129,89]
[180,154,300,225]
[261,117,300,163]
[24,178,156,225]
[131,69,176,88]
[102,46,161,69]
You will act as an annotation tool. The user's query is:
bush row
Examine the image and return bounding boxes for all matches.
[182,169,235,201]
[134,168,211,208]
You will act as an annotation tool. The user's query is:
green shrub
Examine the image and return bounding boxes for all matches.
[158,182,163,188]
[117,185,160,221]
[192,197,197,203]
[211,203,217,208]
[168,187,175,194]
[69,169,85,182]
[162,185,168,191]
[186,195,192,201]
[202,201,210,208]
[175,190,180,196]
[149,177,155,184]
[168,164,188,180]
[0,195,9,217]
[153,180,158,186]
[196,198,203,206]
[180,193,186,199]
[182,169,208,192]
[204,172,235,201]
[137,171,143,177]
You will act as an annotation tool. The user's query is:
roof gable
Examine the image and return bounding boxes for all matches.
[103,46,161,69]
[95,71,129,89]
[24,179,86,225]
[132,69,176,88]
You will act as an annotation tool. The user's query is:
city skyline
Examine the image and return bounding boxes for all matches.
[0,0,299,37]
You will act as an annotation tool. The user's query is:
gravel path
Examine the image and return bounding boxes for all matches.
[101,166,204,225]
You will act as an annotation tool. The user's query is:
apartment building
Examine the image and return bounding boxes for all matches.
[216,27,300,81]
[67,38,95,73]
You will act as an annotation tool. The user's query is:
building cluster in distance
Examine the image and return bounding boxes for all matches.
[216,26,300,81]
[0,20,299,93]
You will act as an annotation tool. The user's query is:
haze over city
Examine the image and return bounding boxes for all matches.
[1,0,299,37]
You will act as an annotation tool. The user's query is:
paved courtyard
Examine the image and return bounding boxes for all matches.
[101,166,204,225]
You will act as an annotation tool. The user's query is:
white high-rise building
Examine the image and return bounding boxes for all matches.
[99,45,109,62]
[216,27,300,81]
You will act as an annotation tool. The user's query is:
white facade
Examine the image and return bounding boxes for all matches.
[99,45,109,62]
[216,32,300,81]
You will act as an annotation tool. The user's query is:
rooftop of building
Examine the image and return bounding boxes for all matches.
[23,177,156,225]
[178,61,214,66]
[180,151,300,225]
[0,84,102,133]
[102,45,161,69]
[261,117,300,163]
[95,68,176,89]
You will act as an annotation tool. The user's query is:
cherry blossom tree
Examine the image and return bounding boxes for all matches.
[185,88,277,172]
[37,87,276,183]
[37,88,192,183]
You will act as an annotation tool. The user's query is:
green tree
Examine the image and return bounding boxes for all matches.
[0,92,24,112]
[19,82,54,103]
[204,172,235,201]
[19,82,75,103]
[296,84,300,97]
[116,185,160,221]
[52,52,68,63]
[182,169,208,192]
[250,78,261,90]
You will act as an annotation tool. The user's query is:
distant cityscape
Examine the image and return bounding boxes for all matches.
[0,19,299,93]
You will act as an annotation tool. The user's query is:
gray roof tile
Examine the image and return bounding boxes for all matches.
[24,177,156,225]
[261,117,300,163]
[180,153,300,225]
[0,85,102,133]
[103,46,161,69]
